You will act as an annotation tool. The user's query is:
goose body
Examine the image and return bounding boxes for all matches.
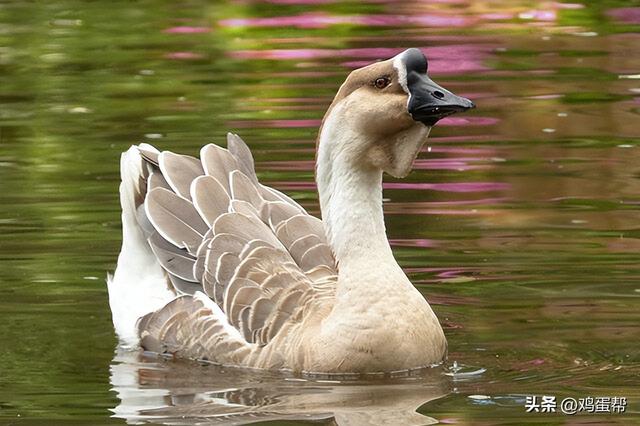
[108,48,474,374]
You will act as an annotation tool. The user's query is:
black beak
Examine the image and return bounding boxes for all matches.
[403,49,475,126]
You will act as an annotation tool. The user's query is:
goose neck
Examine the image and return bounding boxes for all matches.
[316,117,396,275]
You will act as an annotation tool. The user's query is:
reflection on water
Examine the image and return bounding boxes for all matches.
[1,0,640,424]
[110,350,451,425]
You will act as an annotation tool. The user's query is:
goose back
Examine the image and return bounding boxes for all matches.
[136,134,337,351]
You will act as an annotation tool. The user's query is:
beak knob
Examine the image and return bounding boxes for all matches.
[401,49,475,126]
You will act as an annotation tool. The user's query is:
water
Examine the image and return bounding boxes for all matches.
[1,0,639,424]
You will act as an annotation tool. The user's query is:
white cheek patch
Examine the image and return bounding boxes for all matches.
[392,53,411,109]
[392,53,409,94]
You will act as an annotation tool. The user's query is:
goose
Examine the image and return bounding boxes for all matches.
[108,48,474,374]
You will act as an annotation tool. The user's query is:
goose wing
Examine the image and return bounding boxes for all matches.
[136,134,337,356]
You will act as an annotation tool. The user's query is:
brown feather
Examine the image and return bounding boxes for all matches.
[299,243,335,272]
[158,151,204,201]
[145,187,208,254]
[230,199,260,220]
[227,133,258,184]
[148,231,197,282]
[191,175,230,227]
[214,212,283,250]
[230,170,264,210]
[200,144,238,190]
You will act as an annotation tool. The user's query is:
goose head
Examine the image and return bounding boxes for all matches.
[320,48,474,178]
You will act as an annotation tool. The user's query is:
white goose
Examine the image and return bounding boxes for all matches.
[108,48,474,374]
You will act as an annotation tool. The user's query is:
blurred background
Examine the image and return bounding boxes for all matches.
[0,0,639,424]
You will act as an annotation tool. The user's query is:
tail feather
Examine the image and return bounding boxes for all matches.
[107,145,175,347]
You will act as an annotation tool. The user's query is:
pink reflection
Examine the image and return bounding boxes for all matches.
[164,52,205,60]
[163,26,211,34]
[405,266,473,274]
[265,0,334,3]
[252,97,329,103]
[480,13,514,20]
[607,7,640,24]
[230,45,487,60]
[228,116,495,129]
[219,12,471,29]
[230,47,396,60]
[519,10,556,21]
[402,197,507,207]
[554,2,584,10]
[266,181,507,194]
[438,269,471,279]
[527,94,563,100]
[227,119,321,128]
[413,159,489,171]
[384,182,509,192]
[342,58,488,74]
[266,182,315,190]
[392,208,480,216]
[260,160,315,171]
[267,0,461,4]
[389,239,438,248]
[426,146,497,155]
[230,45,491,75]
[438,116,499,126]
[514,358,547,371]
[427,135,500,143]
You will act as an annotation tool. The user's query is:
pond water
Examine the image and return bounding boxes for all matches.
[1,0,639,424]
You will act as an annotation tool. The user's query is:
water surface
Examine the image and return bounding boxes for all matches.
[0,0,639,424]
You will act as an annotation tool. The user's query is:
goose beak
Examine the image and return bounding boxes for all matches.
[408,74,475,126]
[399,48,475,126]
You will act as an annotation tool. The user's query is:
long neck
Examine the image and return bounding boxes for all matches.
[316,111,398,282]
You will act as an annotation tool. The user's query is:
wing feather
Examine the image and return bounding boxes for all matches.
[138,144,160,166]
[230,170,264,210]
[191,175,230,227]
[148,172,171,192]
[299,243,335,272]
[249,297,275,331]
[193,255,205,283]
[227,133,258,184]
[229,284,262,327]
[158,151,204,201]
[259,185,305,214]
[288,234,322,266]
[215,252,241,285]
[266,201,303,231]
[200,144,238,189]
[145,187,208,254]
[214,212,284,250]
[138,293,253,365]
[230,199,261,220]
[134,138,338,361]
[239,239,271,259]
[168,274,201,295]
[148,231,197,282]
[275,214,326,250]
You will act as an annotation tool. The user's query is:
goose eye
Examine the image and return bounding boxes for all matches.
[374,77,390,89]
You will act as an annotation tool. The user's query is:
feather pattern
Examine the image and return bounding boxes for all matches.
[133,134,337,362]
[137,293,252,364]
